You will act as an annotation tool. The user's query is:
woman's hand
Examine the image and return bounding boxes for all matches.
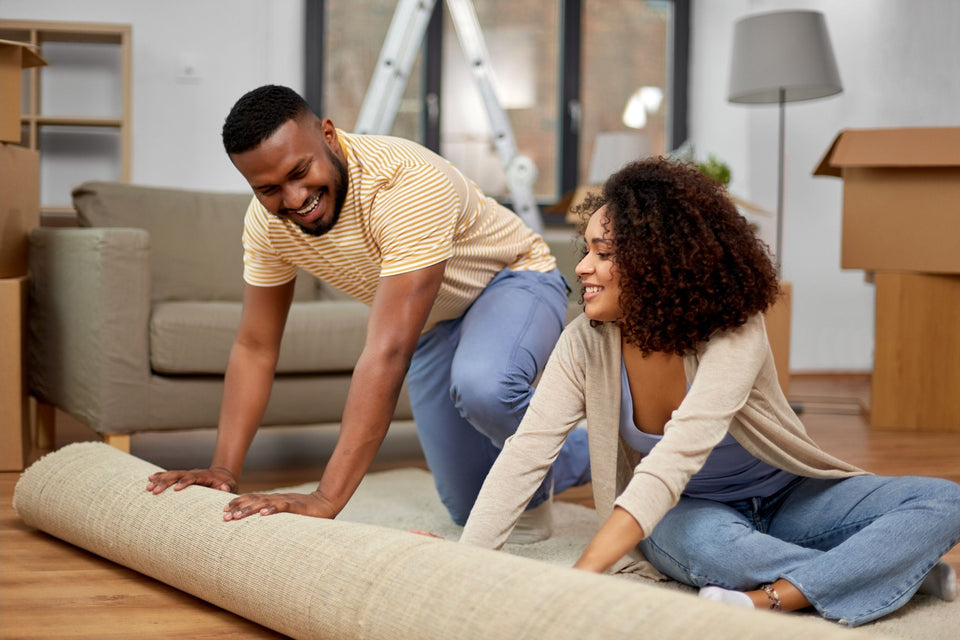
[573,507,645,573]
[222,490,339,521]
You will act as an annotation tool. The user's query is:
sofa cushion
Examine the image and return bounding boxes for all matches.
[150,300,370,375]
[72,181,326,304]
[73,182,252,302]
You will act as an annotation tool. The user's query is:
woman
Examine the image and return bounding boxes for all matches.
[460,158,960,626]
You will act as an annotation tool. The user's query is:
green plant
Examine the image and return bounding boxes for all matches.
[697,154,731,185]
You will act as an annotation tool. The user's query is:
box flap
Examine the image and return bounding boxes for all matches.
[0,40,47,68]
[730,194,771,217]
[813,133,844,177]
[814,127,960,177]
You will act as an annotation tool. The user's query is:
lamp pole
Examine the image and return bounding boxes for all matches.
[775,86,785,274]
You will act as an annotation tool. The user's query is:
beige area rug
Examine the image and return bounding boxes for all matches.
[20,442,886,640]
[291,468,960,640]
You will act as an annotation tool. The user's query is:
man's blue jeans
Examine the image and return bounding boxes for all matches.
[406,268,591,526]
[638,474,960,626]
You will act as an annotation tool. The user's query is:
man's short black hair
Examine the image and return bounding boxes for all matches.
[222,85,312,155]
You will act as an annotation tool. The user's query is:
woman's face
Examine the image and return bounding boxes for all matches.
[575,207,622,323]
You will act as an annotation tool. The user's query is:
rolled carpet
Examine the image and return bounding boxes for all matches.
[14,442,881,640]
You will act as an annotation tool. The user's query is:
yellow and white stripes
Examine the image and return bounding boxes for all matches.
[242,131,555,326]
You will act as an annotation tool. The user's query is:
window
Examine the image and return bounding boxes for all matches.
[580,1,670,186]
[439,1,559,202]
[306,0,686,224]
[319,0,423,140]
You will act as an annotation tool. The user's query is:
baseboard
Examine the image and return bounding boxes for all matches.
[789,370,871,378]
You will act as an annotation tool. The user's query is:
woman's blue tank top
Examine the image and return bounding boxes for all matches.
[619,359,796,502]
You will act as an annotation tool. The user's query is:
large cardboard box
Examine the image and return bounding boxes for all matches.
[872,272,960,431]
[814,127,960,274]
[0,39,46,143]
[816,127,960,431]
[1,276,31,470]
[763,282,792,398]
[0,142,40,277]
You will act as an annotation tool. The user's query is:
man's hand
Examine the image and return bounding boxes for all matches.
[146,467,238,494]
[222,491,338,521]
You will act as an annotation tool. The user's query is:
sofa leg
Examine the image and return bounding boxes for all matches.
[103,434,131,453]
[35,401,56,450]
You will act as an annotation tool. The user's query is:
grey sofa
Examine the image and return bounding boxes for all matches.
[28,181,582,451]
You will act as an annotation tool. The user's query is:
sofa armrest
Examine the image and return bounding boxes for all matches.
[28,227,152,433]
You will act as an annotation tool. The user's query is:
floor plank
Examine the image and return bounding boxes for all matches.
[2,374,958,639]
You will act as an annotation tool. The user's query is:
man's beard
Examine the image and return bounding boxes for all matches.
[298,146,349,237]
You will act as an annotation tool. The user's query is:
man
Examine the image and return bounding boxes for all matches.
[147,85,589,539]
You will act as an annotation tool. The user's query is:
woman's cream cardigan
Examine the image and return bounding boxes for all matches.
[460,312,864,579]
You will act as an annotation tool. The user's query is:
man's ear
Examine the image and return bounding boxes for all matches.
[319,118,338,145]
[319,118,345,159]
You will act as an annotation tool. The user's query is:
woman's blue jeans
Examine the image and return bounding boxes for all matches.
[638,474,960,626]
[406,268,590,526]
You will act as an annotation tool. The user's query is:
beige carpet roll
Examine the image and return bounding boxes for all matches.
[14,443,880,640]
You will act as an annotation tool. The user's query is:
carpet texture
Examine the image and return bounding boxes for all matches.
[330,466,960,640]
[14,443,952,640]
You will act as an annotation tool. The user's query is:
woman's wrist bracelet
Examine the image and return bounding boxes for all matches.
[761,584,782,611]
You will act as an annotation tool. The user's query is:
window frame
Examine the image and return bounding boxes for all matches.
[304,0,689,226]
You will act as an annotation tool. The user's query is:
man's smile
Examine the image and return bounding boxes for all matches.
[294,192,321,218]
[284,191,324,227]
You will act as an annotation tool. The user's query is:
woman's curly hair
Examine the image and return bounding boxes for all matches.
[571,157,780,356]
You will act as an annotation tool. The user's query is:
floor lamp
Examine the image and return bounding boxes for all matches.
[727,10,843,271]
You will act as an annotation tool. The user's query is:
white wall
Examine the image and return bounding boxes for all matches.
[689,0,960,371]
[5,0,958,370]
[1,0,305,193]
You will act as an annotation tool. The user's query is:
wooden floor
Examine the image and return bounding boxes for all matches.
[1,374,958,639]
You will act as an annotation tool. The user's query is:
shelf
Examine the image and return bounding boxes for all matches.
[0,19,131,209]
[25,116,125,128]
[40,206,79,229]
[1,19,127,44]
[39,205,76,215]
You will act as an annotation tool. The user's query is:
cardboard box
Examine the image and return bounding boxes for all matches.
[814,127,960,274]
[0,142,40,277]
[871,272,959,432]
[0,40,46,143]
[1,276,31,470]
[763,281,792,398]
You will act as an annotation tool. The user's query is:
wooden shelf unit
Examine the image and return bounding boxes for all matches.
[0,19,131,218]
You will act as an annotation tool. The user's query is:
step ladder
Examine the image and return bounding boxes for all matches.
[354,0,544,233]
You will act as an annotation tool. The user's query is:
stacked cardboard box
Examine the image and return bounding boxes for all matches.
[1,40,45,470]
[815,127,960,432]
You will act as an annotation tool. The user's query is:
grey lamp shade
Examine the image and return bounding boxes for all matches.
[587,132,650,184]
[728,10,842,104]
